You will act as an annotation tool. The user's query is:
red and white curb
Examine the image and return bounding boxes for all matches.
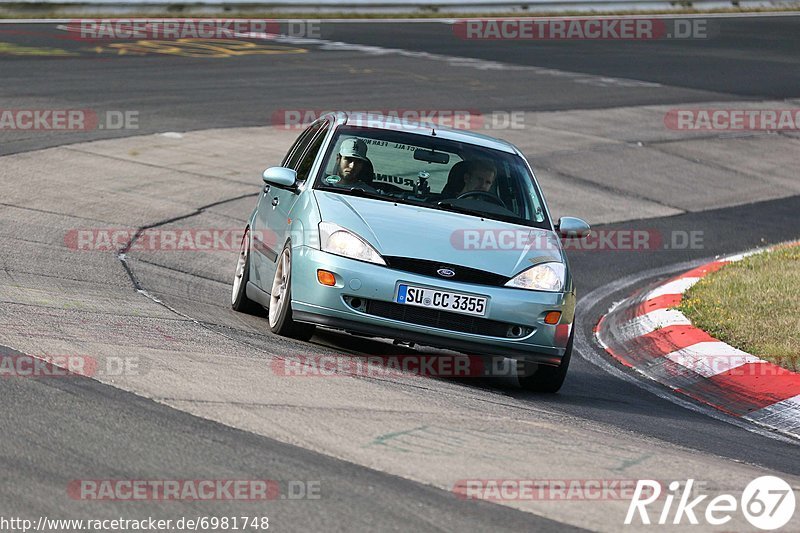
[595,244,800,439]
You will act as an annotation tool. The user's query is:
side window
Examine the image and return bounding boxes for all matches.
[295,124,330,182]
[282,122,322,169]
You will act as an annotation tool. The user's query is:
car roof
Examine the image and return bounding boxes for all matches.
[322,111,520,155]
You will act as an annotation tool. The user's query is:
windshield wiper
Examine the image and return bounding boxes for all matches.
[317,185,389,201]
[343,187,390,200]
[320,186,423,207]
[435,201,490,219]
[436,201,527,225]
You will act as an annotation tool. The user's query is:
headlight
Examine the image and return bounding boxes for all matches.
[505,262,565,292]
[319,222,386,265]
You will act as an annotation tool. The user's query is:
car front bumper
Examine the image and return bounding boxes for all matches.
[290,246,575,365]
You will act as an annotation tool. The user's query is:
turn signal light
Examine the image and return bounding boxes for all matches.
[317,270,336,286]
[544,311,561,325]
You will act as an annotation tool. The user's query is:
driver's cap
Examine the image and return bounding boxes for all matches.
[339,138,369,161]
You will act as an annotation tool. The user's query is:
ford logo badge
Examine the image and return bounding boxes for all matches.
[437,268,455,278]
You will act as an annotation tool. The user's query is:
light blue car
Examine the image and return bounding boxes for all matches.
[231,112,590,391]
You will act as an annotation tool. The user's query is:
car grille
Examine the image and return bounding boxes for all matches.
[383,256,509,286]
[362,299,529,338]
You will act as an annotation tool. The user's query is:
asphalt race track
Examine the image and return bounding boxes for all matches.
[1,16,799,532]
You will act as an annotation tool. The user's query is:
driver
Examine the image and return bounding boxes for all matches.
[456,159,496,196]
[326,138,375,188]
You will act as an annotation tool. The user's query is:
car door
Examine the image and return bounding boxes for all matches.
[252,119,330,290]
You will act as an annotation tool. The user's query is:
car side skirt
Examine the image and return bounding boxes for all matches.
[246,281,270,309]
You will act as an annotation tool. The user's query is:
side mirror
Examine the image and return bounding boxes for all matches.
[262,167,297,189]
[557,216,591,239]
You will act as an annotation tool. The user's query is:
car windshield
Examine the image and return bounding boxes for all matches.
[313,126,549,229]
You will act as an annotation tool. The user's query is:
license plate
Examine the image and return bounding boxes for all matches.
[396,285,487,316]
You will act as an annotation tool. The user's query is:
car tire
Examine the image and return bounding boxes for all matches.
[268,242,316,341]
[231,227,260,314]
[517,327,573,393]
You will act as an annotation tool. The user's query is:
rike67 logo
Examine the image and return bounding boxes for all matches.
[626,477,796,530]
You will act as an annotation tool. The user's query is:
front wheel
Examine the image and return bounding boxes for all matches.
[268,243,316,341]
[517,327,573,393]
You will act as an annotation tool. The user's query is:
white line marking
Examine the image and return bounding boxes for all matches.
[722,249,763,262]
[250,33,662,87]
[616,308,691,341]
[645,276,700,299]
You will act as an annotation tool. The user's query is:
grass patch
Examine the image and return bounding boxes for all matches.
[679,245,800,372]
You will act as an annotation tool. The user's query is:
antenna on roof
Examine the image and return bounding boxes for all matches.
[431,127,436,136]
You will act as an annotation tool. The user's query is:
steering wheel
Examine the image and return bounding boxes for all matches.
[456,190,507,209]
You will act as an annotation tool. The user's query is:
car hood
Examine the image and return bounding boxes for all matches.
[313,191,564,277]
